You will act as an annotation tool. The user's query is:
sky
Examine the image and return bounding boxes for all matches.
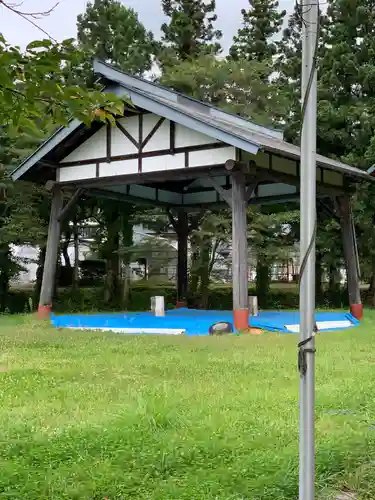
[0,0,295,51]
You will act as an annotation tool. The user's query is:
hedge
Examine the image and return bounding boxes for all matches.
[4,283,353,314]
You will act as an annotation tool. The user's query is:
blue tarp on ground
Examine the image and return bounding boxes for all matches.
[51,309,360,336]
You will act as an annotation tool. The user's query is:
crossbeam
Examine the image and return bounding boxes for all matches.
[58,188,84,222]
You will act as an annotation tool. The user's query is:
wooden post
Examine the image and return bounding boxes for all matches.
[337,195,363,319]
[231,169,249,330]
[248,296,258,316]
[38,185,63,317]
[176,210,188,308]
[73,217,79,288]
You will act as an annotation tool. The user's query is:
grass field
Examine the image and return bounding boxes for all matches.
[0,314,374,499]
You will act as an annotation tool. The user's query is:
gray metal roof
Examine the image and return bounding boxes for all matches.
[12,59,372,182]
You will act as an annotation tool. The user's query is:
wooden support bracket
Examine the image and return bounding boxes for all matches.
[58,188,84,222]
[246,182,258,201]
[208,172,258,207]
[207,174,232,207]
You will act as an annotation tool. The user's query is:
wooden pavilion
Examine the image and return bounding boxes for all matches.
[12,60,372,328]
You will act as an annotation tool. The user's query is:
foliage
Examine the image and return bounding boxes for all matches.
[76,0,155,80]
[274,4,302,142]
[316,0,375,296]
[9,282,349,315]
[248,208,300,305]
[318,0,375,163]
[229,0,286,62]
[0,37,126,132]
[160,54,289,126]
[159,0,222,64]
[189,210,231,306]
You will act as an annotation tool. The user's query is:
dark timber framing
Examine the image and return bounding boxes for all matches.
[229,165,249,330]
[116,120,139,149]
[38,185,63,316]
[58,188,84,222]
[106,123,111,162]
[168,209,189,306]
[336,195,363,319]
[138,114,143,173]
[142,117,165,149]
[170,121,176,154]
[58,141,227,168]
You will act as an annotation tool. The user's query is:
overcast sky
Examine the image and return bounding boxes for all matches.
[0,0,294,51]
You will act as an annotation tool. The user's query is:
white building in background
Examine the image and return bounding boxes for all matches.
[11,223,304,286]
[11,223,178,285]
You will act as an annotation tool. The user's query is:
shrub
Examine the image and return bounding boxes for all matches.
[6,283,353,314]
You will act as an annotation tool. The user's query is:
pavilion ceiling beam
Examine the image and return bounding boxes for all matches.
[174,193,302,212]
[252,165,344,196]
[88,188,173,208]
[225,159,345,196]
[60,165,228,189]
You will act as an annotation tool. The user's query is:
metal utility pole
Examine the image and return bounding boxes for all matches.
[299,0,319,499]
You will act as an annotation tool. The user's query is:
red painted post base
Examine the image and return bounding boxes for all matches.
[233,309,249,331]
[37,305,52,319]
[176,301,187,309]
[350,303,363,320]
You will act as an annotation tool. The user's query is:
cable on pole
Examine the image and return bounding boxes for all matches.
[296,0,321,375]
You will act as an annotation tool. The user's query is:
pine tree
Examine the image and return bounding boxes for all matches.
[229,0,286,62]
[319,0,375,162]
[319,0,375,302]
[77,0,155,77]
[276,4,327,143]
[160,0,222,62]
[161,54,288,126]
[274,4,302,142]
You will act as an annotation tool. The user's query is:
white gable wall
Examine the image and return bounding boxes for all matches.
[58,112,235,184]
[111,116,138,155]
[143,115,170,152]
[61,126,107,164]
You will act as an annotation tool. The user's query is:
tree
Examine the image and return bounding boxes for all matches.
[189,210,231,308]
[0,37,125,132]
[318,0,375,162]
[229,0,285,62]
[160,54,289,127]
[274,4,302,142]
[0,10,126,311]
[317,0,375,301]
[74,1,158,306]
[248,208,299,307]
[160,0,222,63]
[76,0,155,80]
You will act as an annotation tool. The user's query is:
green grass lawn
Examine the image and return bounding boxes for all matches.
[0,314,374,499]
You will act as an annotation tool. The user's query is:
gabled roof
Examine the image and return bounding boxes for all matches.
[12,59,372,182]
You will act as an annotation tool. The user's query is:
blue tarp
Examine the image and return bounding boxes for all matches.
[51,309,360,336]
